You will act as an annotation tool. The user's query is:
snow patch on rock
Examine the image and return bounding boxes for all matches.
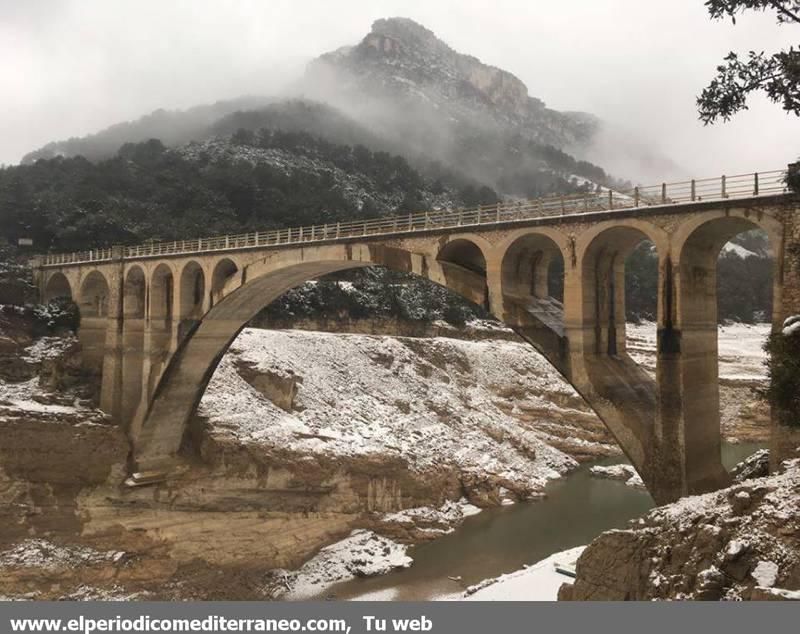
[751,561,779,588]
[276,530,412,600]
[589,464,644,488]
[0,540,124,571]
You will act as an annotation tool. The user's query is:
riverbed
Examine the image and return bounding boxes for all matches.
[312,442,762,601]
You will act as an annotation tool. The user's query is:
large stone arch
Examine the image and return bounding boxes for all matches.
[128,237,671,503]
[131,241,504,475]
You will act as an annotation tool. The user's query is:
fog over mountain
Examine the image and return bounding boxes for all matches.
[20,18,628,196]
[2,0,796,180]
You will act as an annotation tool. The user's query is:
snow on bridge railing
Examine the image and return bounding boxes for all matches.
[38,169,790,266]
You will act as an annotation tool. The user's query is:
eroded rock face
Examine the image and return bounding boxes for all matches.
[561,459,800,601]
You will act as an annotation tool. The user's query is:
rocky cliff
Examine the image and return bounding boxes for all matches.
[560,456,800,601]
[304,18,596,150]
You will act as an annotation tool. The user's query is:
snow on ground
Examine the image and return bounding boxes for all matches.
[0,539,124,570]
[437,546,585,601]
[751,561,779,587]
[21,335,76,363]
[381,498,482,533]
[201,329,583,494]
[58,586,147,602]
[589,464,644,488]
[0,337,100,418]
[277,530,413,600]
[0,378,86,415]
[758,587,800,600]
[722,242,758,259]
[627,321,769,383]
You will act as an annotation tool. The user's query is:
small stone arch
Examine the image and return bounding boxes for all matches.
[79,271,110,318]
[124,266,146,319]
[435,236,491,308]
[436,238,487,274]
[43,272,73,302]
[150,263,174,321]
[210,258,239,306]
[672,208,783,330]
[577,222,664,356]
[500,231,565,300]
[179,261,206,321]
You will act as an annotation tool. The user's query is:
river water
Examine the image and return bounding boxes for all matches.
[317,442,762,601]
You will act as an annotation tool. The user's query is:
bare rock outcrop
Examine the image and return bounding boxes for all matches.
[560,457,800,601]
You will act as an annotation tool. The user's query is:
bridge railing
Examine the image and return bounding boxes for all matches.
[38,169,790,266]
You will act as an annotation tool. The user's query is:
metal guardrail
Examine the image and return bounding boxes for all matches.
[39,169,790,266]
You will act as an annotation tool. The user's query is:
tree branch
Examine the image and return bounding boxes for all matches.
[766,0,800,23]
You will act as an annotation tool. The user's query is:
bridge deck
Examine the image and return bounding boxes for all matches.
[38,169,789,267]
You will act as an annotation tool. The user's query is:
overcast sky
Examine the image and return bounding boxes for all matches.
[1,0,797,177]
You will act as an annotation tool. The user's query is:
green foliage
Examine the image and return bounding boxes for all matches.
[760,326,800,426]
[0,242,36,304]
[717,250,774,323]
[0,131,495,252]
[21,97,273,164]
[623,234,773,323]
[787,161,800,192]
[698,0,800,123]
[31,297,81,334]
[454,131,623,197]
[262,268,488,326]
[625,242,659,322]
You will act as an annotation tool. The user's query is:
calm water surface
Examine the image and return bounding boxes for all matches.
[314,442,762,601]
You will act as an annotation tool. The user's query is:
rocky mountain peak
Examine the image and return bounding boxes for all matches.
[347,17,533,117]
[304,16,586,153]
[364,17,446,58]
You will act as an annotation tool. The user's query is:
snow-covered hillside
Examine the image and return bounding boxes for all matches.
[626,321,769,383]
[200,329,598,500]
[177,138,457,213]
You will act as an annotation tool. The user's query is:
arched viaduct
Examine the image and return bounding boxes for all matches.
[32,170,800,504]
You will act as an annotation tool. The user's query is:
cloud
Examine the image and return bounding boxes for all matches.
[1,0,796,177]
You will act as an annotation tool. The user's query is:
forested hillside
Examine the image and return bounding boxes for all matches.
[1,130,500,251]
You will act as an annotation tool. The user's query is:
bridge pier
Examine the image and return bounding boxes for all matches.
[98,247,125,422]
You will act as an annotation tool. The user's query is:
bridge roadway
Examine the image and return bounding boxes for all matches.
[32,168,799,504]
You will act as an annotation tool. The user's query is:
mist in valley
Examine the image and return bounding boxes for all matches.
[2,0,797,184]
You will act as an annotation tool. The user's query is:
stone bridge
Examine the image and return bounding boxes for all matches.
[32,169,799,504]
